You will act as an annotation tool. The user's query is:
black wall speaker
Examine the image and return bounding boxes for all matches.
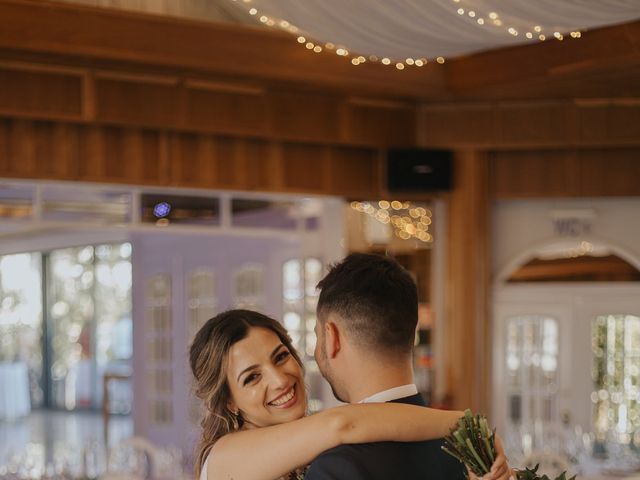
[386,148,453,193]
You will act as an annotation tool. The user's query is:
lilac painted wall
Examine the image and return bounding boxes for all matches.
[131,231,303,455]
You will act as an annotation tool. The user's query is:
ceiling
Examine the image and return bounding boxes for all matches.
[61,0,640,62]
[226,0,640,61]
[7,0,640,101]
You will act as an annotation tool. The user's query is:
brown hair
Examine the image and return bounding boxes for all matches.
[189,309,303,479]
[316,253,418,355]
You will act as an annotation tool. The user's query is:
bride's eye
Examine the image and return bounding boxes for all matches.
[243,373,259,386]
[275,350,290,364]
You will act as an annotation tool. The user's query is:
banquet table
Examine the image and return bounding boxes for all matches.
[0,361,31,420]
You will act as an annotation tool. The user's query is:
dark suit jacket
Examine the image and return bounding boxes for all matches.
[305,394,466,480]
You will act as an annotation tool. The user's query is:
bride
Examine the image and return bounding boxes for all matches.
[190,309,512,480]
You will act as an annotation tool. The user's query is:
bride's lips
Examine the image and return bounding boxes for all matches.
[267,384,298,409]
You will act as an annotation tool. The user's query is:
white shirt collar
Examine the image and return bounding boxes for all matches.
[359,384,418,403]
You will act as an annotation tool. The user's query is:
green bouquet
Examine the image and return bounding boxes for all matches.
[442,410,576,480]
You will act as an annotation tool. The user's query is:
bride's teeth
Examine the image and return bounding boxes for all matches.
[270,388,295,406]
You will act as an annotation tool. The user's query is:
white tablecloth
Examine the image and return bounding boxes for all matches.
[0,361,31,420]
[583,475,640,480]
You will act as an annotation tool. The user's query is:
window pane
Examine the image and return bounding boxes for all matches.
[505,315,559,428]
[0,252,43,408]
[232,199,298,230]
[94,243,133,414]
[0,184,34,220]
[42,186,131,224]
[141,193,219,226]
[48,246,96,410]
[592,314,640,445]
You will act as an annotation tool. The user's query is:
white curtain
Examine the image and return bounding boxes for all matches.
[230,0,640,59]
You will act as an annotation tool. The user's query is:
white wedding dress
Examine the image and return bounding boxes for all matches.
[199,454,210,480]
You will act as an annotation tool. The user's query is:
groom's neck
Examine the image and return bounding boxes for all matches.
[344,354,414,403]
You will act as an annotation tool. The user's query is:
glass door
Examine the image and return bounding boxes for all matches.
[47,243,132,411]
[0,253,44,411]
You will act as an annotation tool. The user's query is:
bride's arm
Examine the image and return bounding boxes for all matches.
[207,403,463,480]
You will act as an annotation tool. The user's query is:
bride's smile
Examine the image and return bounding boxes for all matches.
[268,385,298,408]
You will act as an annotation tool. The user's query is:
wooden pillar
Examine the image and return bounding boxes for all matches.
[445,151,491,414]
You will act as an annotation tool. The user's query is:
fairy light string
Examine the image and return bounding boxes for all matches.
[230,0,584,69]
[351,201,433,243]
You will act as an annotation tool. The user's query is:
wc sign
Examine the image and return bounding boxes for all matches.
[550,209,595,237]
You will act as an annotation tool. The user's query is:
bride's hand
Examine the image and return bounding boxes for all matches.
[466,435,515,480]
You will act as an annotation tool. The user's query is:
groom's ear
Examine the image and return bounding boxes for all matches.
[325,321,341,359]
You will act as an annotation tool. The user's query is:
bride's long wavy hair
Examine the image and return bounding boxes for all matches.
[189,309,304,479]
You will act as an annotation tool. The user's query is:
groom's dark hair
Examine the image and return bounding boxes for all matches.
[316,252,418,355]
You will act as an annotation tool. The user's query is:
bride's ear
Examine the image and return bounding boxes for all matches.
[325,321,341,359]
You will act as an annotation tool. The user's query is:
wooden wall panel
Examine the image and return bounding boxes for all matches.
[0,117,383,196]
[419,104,494,147]
[496,103,571,145]
[347,101,416,147]
[78,125,106,181]
[102,128,162,184]
[46,123,80,179]
[420,102,640,149]
[213,137,243,187]
[330,147,380,198]
[167,134,247,189]
[0,119,80,179]
[578,149,640,196]
[0,119,8,174]
[32,121,80,180]
[77,126,162,184]
[578,104,640,145]
[490,151,579,198]
[168,133,216,188]
[0,63,83,119]
[95,75,180,127]
[490,149,640,198]
[185,82,267,133]
[4,119,37,177]
[281,143,329,193]
[269,92,341,142]
[238,139,276,191]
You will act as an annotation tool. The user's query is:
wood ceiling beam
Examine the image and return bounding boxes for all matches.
[447,20,640,99]
[0,0,446,99]
[0,0,638,102]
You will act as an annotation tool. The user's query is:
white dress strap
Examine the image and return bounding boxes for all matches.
[200,454,210,480]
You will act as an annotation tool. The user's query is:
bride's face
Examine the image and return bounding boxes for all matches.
[226,326,306,428]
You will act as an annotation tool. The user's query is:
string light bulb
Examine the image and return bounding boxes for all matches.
[450,0,583,45]
[351,201,434,243]
[230,0,584,70]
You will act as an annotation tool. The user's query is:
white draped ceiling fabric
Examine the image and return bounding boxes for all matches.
[230,0,640,62]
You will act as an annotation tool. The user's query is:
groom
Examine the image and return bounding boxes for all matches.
[307,252,467,479]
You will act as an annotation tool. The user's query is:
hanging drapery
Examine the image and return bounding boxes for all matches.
[229,0,640,60]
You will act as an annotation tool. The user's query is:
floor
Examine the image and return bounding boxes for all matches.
[0,410,132,475]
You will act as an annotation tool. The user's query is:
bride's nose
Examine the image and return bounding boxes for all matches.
[266,365,289,389]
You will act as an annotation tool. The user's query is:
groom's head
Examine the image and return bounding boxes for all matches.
[314,253,418,401]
